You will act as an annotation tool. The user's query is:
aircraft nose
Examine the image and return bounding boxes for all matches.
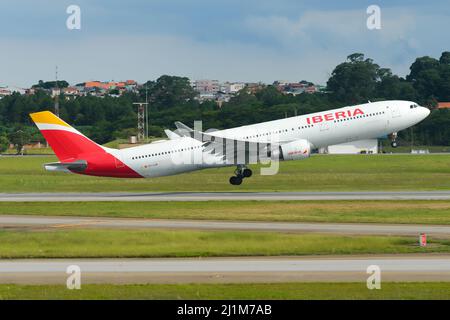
[420,106,431,119]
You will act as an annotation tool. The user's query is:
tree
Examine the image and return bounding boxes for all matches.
[327,53,381,104]
[376,74,417,101]
[8,128,31,154]
[439,51,450,64]
[32,80,69,89]
[142,75,197,110]
[255,86,287,107]
[406,56,441,103]
[438,52,450,101]
[0,134,8,153]
[405,52,450,103]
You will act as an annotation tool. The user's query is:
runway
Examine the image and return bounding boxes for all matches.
[1,215,450,236]
[1,255,449,284]
[1,191,450,201]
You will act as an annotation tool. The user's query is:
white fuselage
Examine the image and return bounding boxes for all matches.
[115,100,430,178]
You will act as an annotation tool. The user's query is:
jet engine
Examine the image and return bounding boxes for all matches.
[271,139,312,161]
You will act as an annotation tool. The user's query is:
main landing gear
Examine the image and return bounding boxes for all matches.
[389,132,398,148]
[229,165,253,185]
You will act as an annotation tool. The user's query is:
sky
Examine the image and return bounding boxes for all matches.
[1,0,449,88]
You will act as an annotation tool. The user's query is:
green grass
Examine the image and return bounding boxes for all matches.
[0,282,449,300]
[0,229,447,258]
[382,145,450,153]
[2,200,450,225]
[101,139,130,149]
[3,147,54,155]
[0,154,450,192]
[102,137,164,149]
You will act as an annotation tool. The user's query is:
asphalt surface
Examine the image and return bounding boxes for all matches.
[1,256,449,284]
[2,191,450,201]
[1,215,450,236]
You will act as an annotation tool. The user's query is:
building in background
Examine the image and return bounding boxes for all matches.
[245,82,266,94]
[0,85,27,98]
[319,139,379,154]
[193,80,247,103]
[275,80,318,95]
[73,80,138,97]
[62,86,82,100]
[0,87,12,99]
[221,82,246,94]
[193,79,220,94]
[437,102,450,109]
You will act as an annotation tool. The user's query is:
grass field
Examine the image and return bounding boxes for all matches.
[0,154,450,192]
[2,147,54,155]
[0,229,447,258]
[2,200,450,225]
[1,282,449,300]
[3,143,450,155]
[382,145,450,153]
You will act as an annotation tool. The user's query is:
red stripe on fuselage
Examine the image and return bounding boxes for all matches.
[78,151,142,178]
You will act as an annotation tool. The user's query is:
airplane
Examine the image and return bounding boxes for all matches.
[30,100,430,185]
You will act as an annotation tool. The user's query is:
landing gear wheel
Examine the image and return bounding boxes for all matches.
[229,176,243,185]
[389,132,398,148]
[230,166,251,185]
[242,168,253,178]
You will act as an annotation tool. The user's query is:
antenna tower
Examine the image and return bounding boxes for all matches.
[54,66,60,117]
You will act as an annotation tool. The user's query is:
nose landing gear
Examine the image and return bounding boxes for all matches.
[389,132,398,148]
[229,165,253,185]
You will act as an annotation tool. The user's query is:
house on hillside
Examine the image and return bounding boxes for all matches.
[437,102,450,109]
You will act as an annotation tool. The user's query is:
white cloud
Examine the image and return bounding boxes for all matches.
[245,8,418,47]
[242,7,450,79]
[0,34,342,87]
[1,5,448,88]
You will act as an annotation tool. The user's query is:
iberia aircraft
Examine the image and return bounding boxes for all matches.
[30,100,430,185]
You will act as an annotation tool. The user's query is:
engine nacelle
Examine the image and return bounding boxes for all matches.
[272,139,312,161]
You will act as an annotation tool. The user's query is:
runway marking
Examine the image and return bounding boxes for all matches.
[2,256,449,272]
[1,191,450,201]
[1,215,450,236]
[51,220,105,229]
[0,256,449,284]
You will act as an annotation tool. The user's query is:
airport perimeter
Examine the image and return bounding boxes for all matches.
[1,154,450,299]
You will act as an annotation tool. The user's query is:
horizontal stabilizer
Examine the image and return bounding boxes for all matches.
[44,160,88,173]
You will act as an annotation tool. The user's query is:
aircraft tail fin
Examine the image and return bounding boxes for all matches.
[30,111,105,162]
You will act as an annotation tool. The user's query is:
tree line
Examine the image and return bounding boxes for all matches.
[0,52,449,153]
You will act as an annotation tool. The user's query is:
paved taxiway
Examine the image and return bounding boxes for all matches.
[1,255,449,284]
[1,191,450,201]
[1,215,450,236]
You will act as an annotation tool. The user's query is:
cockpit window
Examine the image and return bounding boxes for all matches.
[410,104,419,109]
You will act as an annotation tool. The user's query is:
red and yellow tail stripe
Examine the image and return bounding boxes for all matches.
[30,111,81,134]
[30,111,102,161]
[30,111,142,178]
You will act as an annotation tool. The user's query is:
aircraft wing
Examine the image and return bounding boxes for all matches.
[176,125,272,164]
